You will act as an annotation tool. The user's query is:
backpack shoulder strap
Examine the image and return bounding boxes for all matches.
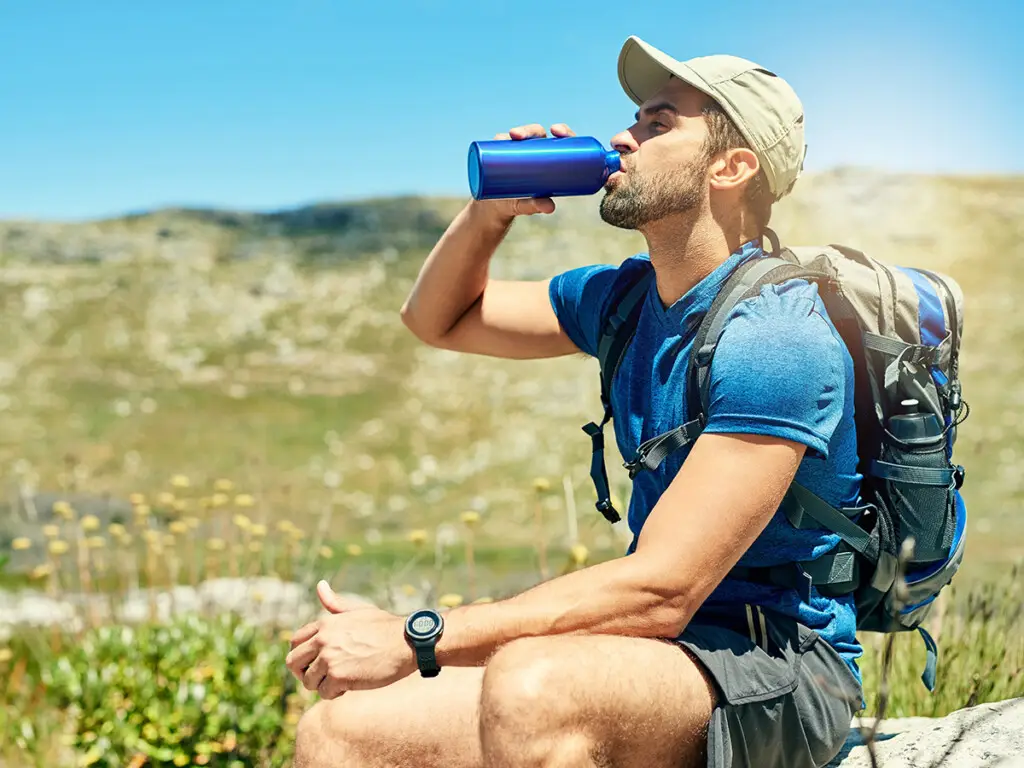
[596,264,656,413]
[582,261,655,523]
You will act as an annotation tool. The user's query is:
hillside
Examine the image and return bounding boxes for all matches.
[0,169,1022,584]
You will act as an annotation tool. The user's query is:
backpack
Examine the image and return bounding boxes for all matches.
[580,229,969,692]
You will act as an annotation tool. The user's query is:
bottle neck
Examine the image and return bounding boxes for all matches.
[605,150,621,173]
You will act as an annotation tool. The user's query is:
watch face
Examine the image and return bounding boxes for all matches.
[406,609,442,641]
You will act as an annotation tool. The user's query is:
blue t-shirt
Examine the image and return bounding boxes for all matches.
[549,240,864,682]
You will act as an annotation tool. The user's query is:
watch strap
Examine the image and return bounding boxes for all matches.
[413,641,440,677]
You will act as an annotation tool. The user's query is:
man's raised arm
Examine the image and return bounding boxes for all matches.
[399,123,582,360]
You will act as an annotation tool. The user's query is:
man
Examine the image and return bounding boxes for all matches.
[287,35,864,768]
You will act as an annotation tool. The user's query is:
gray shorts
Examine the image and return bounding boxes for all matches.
[677,606,863,768]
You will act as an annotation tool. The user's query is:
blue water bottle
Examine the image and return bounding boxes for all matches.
[467,136,621,201]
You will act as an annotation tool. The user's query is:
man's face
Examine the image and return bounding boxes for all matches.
[600,78,714,230]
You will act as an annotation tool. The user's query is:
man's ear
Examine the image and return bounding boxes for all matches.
[709,147,759,193]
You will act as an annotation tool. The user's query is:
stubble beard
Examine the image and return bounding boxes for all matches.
[599,156,709,231]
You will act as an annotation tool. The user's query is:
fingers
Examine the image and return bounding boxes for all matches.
[303,654,329,692]
[493,123,576,141]
[285,633,322,678]
[510,197,556,216]
[289,621,319,649]
[319,676,347,700]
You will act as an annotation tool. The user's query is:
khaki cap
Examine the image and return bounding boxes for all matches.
[617,35,807,200]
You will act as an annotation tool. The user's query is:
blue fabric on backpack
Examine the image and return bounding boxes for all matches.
[548,240,865,682]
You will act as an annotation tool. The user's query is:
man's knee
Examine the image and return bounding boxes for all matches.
[293,699,362,768]
[480,637,597,764]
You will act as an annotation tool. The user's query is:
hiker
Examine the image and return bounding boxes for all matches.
[286,34,968,768]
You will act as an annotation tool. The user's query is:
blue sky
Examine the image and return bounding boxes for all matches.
[1,0,1020,220]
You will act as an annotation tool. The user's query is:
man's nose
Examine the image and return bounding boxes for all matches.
[610,128,640,155]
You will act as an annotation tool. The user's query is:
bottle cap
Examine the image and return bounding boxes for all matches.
[901,399,919,408]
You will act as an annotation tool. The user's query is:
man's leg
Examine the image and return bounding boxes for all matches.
[294,633,716,768]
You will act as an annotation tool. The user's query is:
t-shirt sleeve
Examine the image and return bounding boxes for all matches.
[701,280,848,459]
[547,263,622,358]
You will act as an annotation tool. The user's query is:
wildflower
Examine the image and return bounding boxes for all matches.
[473,596,494,604]
[278,630,292,643]
[53,501,74,520]
[408,529,428,546]
[48,540,70,556]
[207,538,226,552]
[319,546,333,559]
[401,583,417,596]
[289,528,305,541]
[234,494,255,508]
[143,530,161,545]
[214,478,234,492]
[133,504,151,518]
[171,475,190,489]
[0,648,12,664]
[129,492,146,506]
[157,492,175,506]
[277,520,294,534]
[172,499,188,513]
[42,524,60,538]
[438,593,464,609]
[249,541,263,553]
[250,523,267,537]
[184,516,201,529]
[87,536,106,549]
[30,564,52,580]
[570,543,589,566]
[81,515,100,532]
[460,511,480,527]
[232,514,252,531]
[169,521,189,535]
[11,537,31,551]
[211,493,229,508]
[108,523,127,538]
[533,477,551,493]
[345,544,363,557]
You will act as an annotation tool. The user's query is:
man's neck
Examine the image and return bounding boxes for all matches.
[642,214,755,309]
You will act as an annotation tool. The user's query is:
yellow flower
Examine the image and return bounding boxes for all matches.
[108,523,126,537]
[289,528,305,541]
[163,534,176,547]
[133,504,151,518]
[234,493,255,508]
[207,538,226,552]
[438,593,464,609]
[87,536,106,549]
[11,537,31,551]
[157,492,175,506]
[401,583,417,596]
[318,546,334,559]
[408,529,428,546]
[42,524,60,538]
[532,477,551,493]
[185,516,201,529]
[232,514,252,530]
[171,474,190,489]
[214,478,234,492]
[473,596,494,604]
[143,530,162,544]
[173,754,189,767]
[129,492,146,506]
[250,523,267,537]
[53,501,74,520]
[211,493,229,508]
[168,521,189,535]
[569,543,589,566]
[277,520,294,533]
[81,515,100,532]
[172,499,188,513]
[345,544,363,557]
[0,648,12,664]
[278,629,292,643]
[249,541,263,553]
[48,540,70,556]
[460,511,480,527]
[30,564,52,580]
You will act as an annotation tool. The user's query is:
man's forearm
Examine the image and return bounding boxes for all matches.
[399,200,512,343]
[434,553,694,667]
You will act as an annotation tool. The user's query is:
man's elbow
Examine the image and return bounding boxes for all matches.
[645,591,699,639]
[399,301,444,347]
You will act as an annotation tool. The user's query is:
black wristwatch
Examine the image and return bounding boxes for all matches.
[404,608,444,677]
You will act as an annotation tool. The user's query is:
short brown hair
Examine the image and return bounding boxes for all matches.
[701,98,774,232]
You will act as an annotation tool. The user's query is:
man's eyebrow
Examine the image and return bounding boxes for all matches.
[634,102,680,121]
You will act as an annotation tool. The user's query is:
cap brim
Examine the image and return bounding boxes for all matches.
[618,36,718,109]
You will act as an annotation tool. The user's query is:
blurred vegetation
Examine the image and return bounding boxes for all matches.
[1,170,1023,765]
